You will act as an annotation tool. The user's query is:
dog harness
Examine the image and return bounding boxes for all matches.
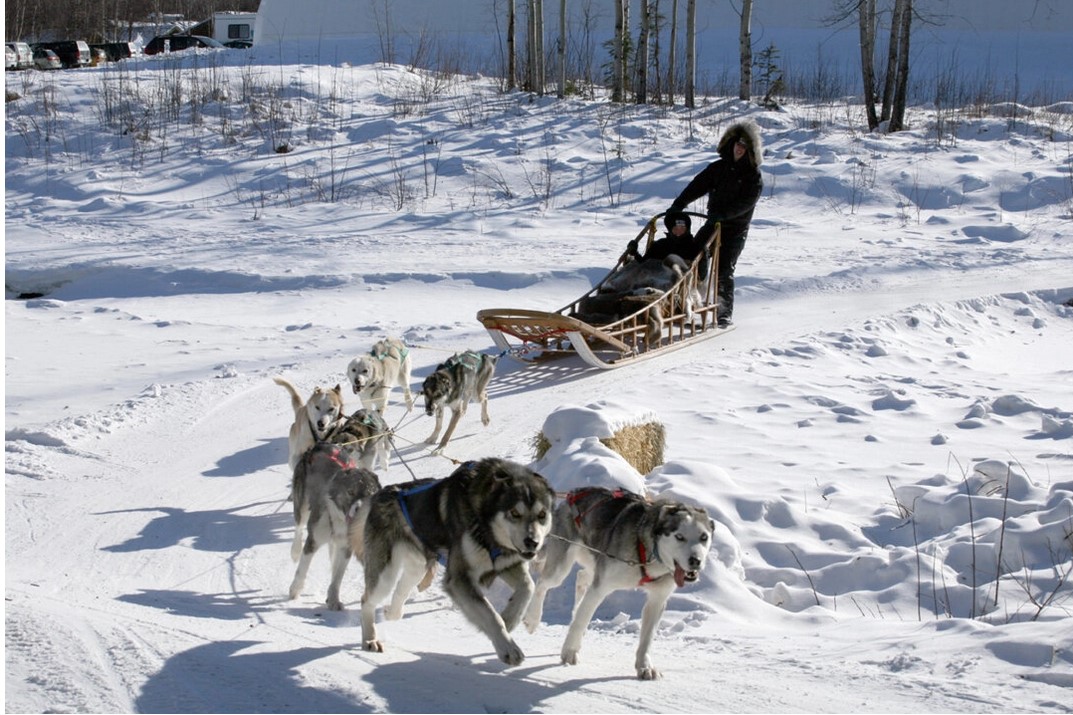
[305,443,356,471]
[444,350,485,373]
[565,487,659,586]
[396,462,504,566]
[371,343,409,362]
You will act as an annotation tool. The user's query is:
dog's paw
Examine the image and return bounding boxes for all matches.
[498,639,526,666]
[288,584,301,600]
[363,639,385,653]
[522,615,539,634]
[561,646,580,666]
[637,666,663,680]
[430,445,445,456]
[326,597,344,611]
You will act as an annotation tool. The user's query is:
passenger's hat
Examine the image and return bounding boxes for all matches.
[664,212,692,232]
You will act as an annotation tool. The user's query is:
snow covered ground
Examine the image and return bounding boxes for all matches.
[5,53,1073,713]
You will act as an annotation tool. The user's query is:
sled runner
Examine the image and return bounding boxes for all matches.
[477,213,733,370]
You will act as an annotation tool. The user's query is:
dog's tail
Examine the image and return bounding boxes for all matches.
[273,376,304,415]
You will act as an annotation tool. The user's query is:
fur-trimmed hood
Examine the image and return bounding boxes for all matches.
[716,120,763,167]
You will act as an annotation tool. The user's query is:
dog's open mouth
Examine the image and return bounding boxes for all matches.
[674,562,700,588]
[520,550,538,560]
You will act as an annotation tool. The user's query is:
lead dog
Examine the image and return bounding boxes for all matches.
[347,337,414,414]
[421,350,498,454]
[524,486,714,680]
[358,458,554,666]
[288,442,381,610]
[274,377,346,473]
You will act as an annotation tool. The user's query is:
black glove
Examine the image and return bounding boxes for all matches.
[626,238,641,257]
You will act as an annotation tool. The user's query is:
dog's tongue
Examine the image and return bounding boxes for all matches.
[674,563,686,588]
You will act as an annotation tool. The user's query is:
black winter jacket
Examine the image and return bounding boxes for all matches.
[671,122,763,244]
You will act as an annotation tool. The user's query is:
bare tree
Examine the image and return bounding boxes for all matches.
[888,0,912,131]
[667,0,680,105]
[506,0,517,90]
[685,0,696,108]
[534,0,546,96]
[525,0,546,94]
[828,0,916,133]
[635,0,651,103]
[738,0,754,101]
[612,0,626,102]
[858,0,880,129]
[881,0,905,122]
[557,0,566,97]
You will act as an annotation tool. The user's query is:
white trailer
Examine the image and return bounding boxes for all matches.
[213,12,257,45]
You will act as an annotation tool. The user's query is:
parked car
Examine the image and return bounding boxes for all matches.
[89,41,139,62]
[223,40,253,49]
[5,45,16,70]
[32,40,91,68]
[143,35,224,56]
[6,41,34,69]
[33,47,62,70]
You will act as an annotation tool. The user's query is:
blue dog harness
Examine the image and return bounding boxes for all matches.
[396,461,503,565]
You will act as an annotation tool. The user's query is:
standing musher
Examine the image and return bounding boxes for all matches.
[666,120,763,327]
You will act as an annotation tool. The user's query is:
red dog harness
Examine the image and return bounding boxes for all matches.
[566,487,658,586]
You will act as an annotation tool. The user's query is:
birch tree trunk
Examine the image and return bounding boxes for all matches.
[612,0,625,102]
[507,0,516,90]
[535,0,545,96]
[738,0,753,101]
[557,0,566,97]
[685,0,696,108]
[889,0,911,131]
[668,0,679,105]
[858,0,879,129]
[881,0,905,122]
[636,0,650,103]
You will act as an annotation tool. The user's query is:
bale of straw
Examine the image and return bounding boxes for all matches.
[532,420,665,476]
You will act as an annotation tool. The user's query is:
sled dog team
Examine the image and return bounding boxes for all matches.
[275,337,715,680]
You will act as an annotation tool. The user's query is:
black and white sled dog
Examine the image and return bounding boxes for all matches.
[524,487,714,680]
[359,458,554,666]
[288,442,381,611]
[326,408,392,473]
[274,377,346,473]
[420,350,498,454]
[347,337,415,414]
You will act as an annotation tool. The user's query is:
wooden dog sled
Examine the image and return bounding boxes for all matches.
[477,213,733,370]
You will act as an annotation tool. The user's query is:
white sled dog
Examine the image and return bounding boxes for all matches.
[274,377,346,473]
[346,337,414,414]
[288,442,381,610]
[358,458,554,666]
[420,350,498,454]
[524,486,714,680]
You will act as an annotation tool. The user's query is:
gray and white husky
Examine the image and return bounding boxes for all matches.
[357,458,553,666]
[420,350,498,454]
[524,486,714,680]
[288,442,381,611]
